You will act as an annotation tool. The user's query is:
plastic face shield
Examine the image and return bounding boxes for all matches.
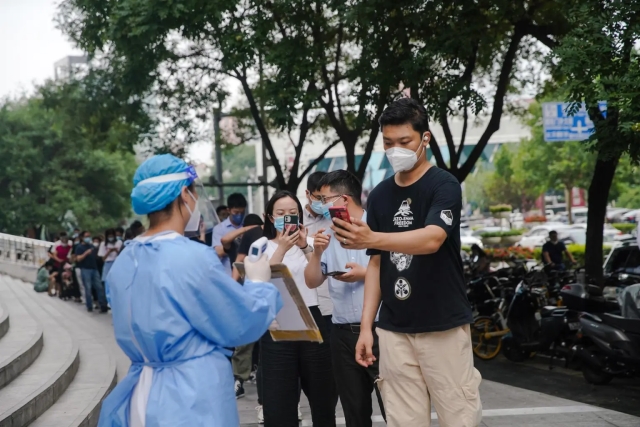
[138,165,220,239]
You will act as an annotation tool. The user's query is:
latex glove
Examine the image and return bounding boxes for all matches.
[268,319,280,331]
[244,253,271,283]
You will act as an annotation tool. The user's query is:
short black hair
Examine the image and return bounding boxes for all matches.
[227,193,247,209]
[216,205,228,215]
[379,97,429,135]
[244,213,264,227]
[115,227,124,235]
[263,191,304,240]
[318,170,363,206]
[59,231,68,238]
[81,230,91,238]
[105,228,116,238]
[131,220,143,230]
[307,171,327,193]
[549,230,558,236]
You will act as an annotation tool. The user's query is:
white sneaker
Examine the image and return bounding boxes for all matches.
[298,404,302,421]
[256,405,264,424]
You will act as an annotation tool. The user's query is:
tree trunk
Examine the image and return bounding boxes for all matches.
[585,157,619,283]
[565,185,573,225]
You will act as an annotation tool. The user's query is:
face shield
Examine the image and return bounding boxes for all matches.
[137,164,220,239]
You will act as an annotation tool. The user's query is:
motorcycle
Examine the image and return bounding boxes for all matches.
[501,281,581,363]
[572,284,640,384]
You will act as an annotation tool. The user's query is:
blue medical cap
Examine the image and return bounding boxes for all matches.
[131,154,193,215]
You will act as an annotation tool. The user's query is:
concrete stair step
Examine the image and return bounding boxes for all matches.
[0,298,9,340]
[0,276,79,427]
[0,277,43,390]
[24,280,117,427]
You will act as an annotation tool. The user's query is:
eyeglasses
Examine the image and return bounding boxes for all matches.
[319,194,350,204]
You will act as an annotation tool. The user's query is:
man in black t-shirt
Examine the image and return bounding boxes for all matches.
[542,230,575,271]
[332,98,482,427]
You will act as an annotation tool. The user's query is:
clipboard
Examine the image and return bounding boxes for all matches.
[234,262,323,343]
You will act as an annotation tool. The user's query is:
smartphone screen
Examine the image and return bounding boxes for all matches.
[326,271,346,277]
[284,215,299,233]
[329,206,351,224]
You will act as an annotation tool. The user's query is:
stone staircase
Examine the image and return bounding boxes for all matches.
[0,274,116,427]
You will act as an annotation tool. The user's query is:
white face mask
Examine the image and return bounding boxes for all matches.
[184,191,201,233]
[385,139,426,173]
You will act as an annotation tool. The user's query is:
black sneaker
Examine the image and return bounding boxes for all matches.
[235,380,245,399]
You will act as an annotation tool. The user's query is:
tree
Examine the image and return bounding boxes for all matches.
[553,0,640,280]
[514,102,596,223]
[353,0,571,182]
[0,77,140,236]
[609,156,640,208]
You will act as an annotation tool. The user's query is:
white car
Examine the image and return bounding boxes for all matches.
[461,229,483,248]
[568,223,629,240]
[620,209,640,223]
[516,224,570,249]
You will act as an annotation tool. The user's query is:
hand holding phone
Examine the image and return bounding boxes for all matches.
[326,271,346,277]
[329,206,351,226]
[284,215,299,234]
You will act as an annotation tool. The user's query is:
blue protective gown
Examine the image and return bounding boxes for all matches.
[98,233,282,427]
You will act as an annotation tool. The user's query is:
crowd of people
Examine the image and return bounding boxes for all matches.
[38,98,482,427]
[33,220,147,313]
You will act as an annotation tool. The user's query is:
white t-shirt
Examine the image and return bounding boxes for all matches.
[304,209,334,316]
[98,240,124,262]
[265,238,318,308]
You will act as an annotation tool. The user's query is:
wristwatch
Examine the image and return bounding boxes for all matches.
[301,244,314,254]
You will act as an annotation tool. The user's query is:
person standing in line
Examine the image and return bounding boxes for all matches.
[213,193,248,275]
[49,231,73,297]
[75,231,109,313]
[301,171,339,411]
[305,170,386,427]
[260,191,335,427]
[217,205,230,222]
[224,213,265,399]
[332,98,482,427]
[99,228,124,298]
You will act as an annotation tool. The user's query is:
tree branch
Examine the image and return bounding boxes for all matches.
[428,132,447,170]
[458,25,524,181]
[299,139,342,179]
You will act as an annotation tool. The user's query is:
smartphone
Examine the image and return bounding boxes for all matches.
[248,236,269,262]
[284,215,299,233]
[326,271,346,277]
[329,206,351,224]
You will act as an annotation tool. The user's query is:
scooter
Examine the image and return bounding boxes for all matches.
[501,281,581,363]
[572,285,640,384]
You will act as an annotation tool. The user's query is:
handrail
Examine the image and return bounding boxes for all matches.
[0,233,53,268]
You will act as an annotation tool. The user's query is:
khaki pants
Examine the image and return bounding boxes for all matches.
[377,325,482,427]
[232,343,255,382]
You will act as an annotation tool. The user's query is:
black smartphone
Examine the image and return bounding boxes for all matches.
[284,215,299,233]
[326,271,346,277]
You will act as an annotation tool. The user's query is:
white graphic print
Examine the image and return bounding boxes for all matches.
[390,252,413,272]
[440,210,453,226]
[394,277,411,300]
[393,198,414,228]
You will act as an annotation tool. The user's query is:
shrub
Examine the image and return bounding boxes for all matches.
[489,204,512,213]
[480,232,503,238]
[462,245,612,264]
[612,223,637,233]
[480,230,524,238]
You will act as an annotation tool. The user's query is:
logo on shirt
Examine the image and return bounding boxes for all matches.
[394,277,411,300]
[393,198,414,228]
[390,252,413,272]
[440,210,453,226]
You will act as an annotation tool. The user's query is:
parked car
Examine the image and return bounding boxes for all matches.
[561,229,616,248]
[606,207,632,223]
[568,223,630,241]
[460,229,483,248]
[558,207,589,224]
[620,209,640,223]
[516,223,570,248]
[603,239,640,301]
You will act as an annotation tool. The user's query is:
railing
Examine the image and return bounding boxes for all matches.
[0,233,53,269]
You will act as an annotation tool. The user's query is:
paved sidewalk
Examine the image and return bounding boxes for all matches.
[237,375,640,427]
[51,301,640,427]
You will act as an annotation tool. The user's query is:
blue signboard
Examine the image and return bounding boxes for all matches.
[542,101,607,142]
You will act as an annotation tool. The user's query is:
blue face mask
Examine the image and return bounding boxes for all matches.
[83,237,92,244]
[310,200,324,215]
[231,212,245,226]
[321,201,334,220]
[273,216,285,232]
[116,236,122,241]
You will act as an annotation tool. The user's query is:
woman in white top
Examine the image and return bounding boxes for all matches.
[98,228,123,284]
[260,191,335,427]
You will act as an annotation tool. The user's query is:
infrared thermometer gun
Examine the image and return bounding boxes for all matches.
[248,236,269,262]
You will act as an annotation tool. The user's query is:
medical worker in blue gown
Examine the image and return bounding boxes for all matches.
[98,154,283,427]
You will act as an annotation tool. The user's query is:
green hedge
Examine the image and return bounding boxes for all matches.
[489,204,512,213]
[480,230,524,238]
[612,223,637,233]
[463,244,612,265]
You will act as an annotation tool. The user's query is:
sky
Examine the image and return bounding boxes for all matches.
[0,0,213,163]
